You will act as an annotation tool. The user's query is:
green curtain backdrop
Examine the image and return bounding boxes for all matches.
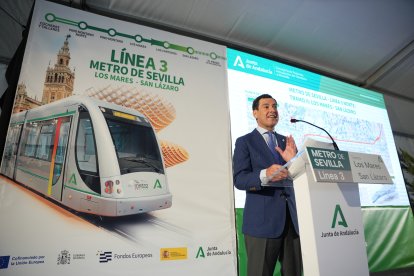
[235,207,414,276]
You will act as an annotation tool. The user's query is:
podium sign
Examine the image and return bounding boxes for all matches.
[306,147,392,184]
[292,142,392,276]
[306,147,353,183]
[348,152,392,184]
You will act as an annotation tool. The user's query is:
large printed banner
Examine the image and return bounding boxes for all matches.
[0,0,237,275]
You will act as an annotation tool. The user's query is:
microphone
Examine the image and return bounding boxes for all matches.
[290,118,339,150]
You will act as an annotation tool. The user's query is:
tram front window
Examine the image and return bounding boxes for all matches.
[105,116,164,175]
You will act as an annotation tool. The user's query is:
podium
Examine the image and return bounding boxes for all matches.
[289,139,392,276]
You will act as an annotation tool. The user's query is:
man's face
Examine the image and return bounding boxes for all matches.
[253,97,279,130]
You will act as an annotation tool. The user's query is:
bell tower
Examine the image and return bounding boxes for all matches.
[42,34,75,104]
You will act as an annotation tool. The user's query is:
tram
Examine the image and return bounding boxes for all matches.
[1,95,172,216]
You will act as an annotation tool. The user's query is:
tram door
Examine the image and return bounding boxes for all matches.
[49,116,72,201]
[0,123,23,178]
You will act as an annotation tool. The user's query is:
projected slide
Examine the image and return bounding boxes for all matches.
[228,48,409,207]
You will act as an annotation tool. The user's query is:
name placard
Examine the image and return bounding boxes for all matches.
[348,152,392,184]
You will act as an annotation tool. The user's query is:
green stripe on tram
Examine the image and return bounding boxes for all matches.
[18,166,102,197]
[10,121,25,126]
[27,110,76,122]
[17,167,49,181]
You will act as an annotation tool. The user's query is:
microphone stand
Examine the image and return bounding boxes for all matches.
[291,119,339,150]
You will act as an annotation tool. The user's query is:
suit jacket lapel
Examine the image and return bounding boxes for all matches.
[275,133,286,150]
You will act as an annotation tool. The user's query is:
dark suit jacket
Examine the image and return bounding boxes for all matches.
[233,129,299,238]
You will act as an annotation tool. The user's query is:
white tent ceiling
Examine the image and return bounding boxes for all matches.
[1,0,414,135]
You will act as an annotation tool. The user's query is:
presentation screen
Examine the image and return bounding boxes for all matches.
[227,48,409,207]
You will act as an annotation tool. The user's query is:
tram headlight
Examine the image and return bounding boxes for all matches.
[105,180,114,194]
[115,180,121,194]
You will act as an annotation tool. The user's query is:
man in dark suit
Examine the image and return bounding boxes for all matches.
[233,94,302,276]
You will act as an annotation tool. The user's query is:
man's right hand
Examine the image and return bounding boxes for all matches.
[266,164,288,182]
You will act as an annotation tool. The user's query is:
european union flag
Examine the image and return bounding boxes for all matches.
[0,256,10,269]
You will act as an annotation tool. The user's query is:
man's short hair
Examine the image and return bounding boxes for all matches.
[252,94,275,110]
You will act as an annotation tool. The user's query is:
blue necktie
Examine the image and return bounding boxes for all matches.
[266,131,282,164]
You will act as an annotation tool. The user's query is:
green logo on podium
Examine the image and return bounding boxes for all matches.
[331,204,348,228]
